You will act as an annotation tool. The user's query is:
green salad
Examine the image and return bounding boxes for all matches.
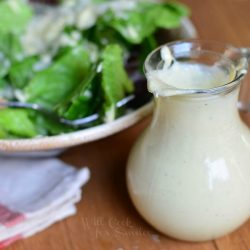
[0,0,189,139]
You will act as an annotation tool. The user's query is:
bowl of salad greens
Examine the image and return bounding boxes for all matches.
[0,0,197,154]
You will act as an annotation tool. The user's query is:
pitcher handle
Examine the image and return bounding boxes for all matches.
[238,47,250,112]
[240,47,250,62]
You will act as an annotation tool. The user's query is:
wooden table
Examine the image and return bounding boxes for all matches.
[9,0,250,249]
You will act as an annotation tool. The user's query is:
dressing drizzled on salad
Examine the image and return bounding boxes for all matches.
[0,0,189,139]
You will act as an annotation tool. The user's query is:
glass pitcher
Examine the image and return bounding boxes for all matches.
[126,40,250,242]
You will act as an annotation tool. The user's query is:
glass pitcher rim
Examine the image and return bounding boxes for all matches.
[144,39,248,96]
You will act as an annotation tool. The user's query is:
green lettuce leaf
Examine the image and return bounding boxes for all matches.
[0,79,14,99]
[9,56,37,89]
[0,109,37,138]
[165,1,190,17]
[0,126,8,139]
[101,2,189,44]
[29,111,73,136]
[84,19,130,52]
[153,2,190,28]
[0,54,10,78]
[25,46,91,109]
[0,0,33,33]
[101,44,133,122]
[61,68,102,120]
[0,32,23,62]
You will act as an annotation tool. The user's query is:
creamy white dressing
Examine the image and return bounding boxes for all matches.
[21,0,137,56]
[33,54,52,71]
[127,45,250,241]
[146,46,236,96]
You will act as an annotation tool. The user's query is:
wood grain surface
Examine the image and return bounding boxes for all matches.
[9,0,250,249]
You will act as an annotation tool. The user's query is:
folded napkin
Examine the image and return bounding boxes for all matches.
[0,157,90,248]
